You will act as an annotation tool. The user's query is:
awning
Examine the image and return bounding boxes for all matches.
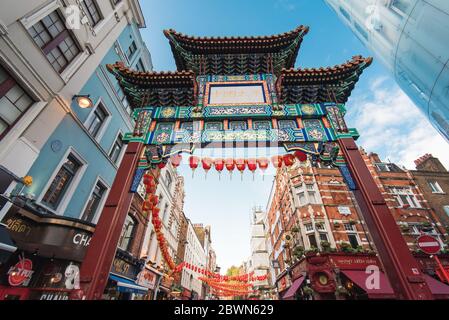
[424,275,449,299]
[282,276,305,300]
[109,274,148,295]
[341,270,395,299]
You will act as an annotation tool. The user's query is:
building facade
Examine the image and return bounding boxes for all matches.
[411,154,449,227]
[0,0,152,300]
[266,149,449,300]
[325,0,449,142]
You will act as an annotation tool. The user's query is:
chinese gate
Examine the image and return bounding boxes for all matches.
[77,26,433,300]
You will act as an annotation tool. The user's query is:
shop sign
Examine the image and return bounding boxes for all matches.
[37,292,69,300]
[160,274,173,289]
[330,255,380,270]
[111,257,139,280]
[137,269,157,290]
[291,262,306,281]
[8,257,34,287]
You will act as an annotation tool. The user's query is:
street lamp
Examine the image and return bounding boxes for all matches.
[73,94,93,109]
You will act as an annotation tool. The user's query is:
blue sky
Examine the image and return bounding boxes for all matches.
[139,0,449,272]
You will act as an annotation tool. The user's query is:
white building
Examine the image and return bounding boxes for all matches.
[249,207,270,291]
[181,220,207,299]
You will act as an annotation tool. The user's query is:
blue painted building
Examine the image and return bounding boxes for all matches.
[24,21,152,223]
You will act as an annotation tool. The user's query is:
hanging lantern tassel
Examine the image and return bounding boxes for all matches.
[225,158,235,180]
[257,158,269,181]
[189,156,199,178]
[214,158,225,180]
[235,159,246,181]
[247,158,257,181]
[201,157,213,179]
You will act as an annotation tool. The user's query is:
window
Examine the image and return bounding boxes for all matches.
[304,223,314,233]
[319,233,328,242]
[348,234,359,249]
[444,206,449,218]
[109,134,124,164]
[390,187,421,208]
[81,0,102,26]
[429,181,444,194]
[295,183,320,206]
[126,41,138,60]
[308,234,318,248]
[0,65,34,139]
[390,0,410,15]
[135,59,145,72]
[375,163,391,172]
[85,102,108,137]
[28,11,80,73]
[81,181,106,222]
[113,81,131,114]
[118,215,135,251]
[42,154,82,209]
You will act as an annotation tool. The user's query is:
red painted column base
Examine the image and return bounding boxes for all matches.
[77,142,145,300]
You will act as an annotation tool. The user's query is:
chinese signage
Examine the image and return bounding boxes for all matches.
[137,269,157,290]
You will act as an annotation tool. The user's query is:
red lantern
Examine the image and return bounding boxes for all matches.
[170,154,182,168]
[189,156,199,177]
[257,158,269,180]
[271,155,283,169]
[157,162,166,169]
[146,185,156,194]
[294,150,307,162]
[247,158,257,180]
[142,201,153,211]
[201,157,213,178]
[283,154,295,167]
[235,158,246,181]
[152,207,160,217]
[143,174,153,185]
[214,158,225,180]
[225,158,235,180]
[150,194,159,206]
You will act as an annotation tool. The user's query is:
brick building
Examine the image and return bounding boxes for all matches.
[411,154,449,227]
[267,149,449,300]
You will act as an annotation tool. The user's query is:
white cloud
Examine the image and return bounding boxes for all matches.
[346,78,449,169]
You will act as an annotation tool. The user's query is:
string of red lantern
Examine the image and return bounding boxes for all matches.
[183,151,308,179]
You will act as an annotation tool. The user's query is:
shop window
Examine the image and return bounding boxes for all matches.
[0,65,34,140]
[28,10,80,73]
[118,215,136,251]
[109,133,124,164]
[81,180,107,222]
[42,154,82,209]
[81,0,102,26]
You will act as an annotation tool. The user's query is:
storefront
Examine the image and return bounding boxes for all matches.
[103,249,148,300]
[281,261,308,300]
[0,202,94,300]
[135,266,161,300]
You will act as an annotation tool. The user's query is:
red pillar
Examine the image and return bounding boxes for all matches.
[339,138,433,300]
[78,142,144,300]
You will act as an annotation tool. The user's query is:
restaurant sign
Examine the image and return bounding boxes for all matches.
[329,254,380,270]
[137,269,157,290]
